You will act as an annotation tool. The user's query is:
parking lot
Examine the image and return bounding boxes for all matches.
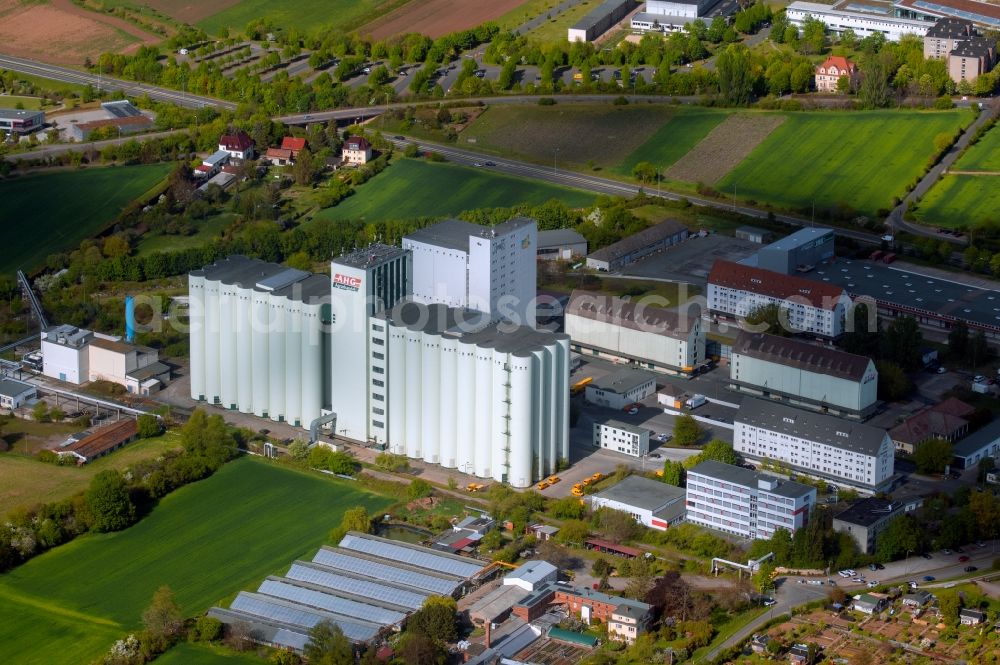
[621,233,760,284]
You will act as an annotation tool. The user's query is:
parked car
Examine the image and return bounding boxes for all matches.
[763,597,777,606]
[942,549,953,555]
[484,161,496,166]
[908,581,919,589]
[959,555,970,562]
[974,375,986,383]
[921,553,933,559]
[965,565,978,572]
[923,575,936,582]
[867,581,879,588]
[838,570,852,578]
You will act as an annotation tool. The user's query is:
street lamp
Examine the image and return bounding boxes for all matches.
[553,147,559,174]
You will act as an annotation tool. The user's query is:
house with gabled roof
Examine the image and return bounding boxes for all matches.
[343,135,372,165]
[219,130,254,161]
[815,56,858,92]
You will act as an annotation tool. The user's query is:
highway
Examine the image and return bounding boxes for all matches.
[0,54,235,110]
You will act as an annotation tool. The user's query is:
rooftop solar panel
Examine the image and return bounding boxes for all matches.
[258,579,406,626]
[312,548,461,595]
[912,0,1000,25]
[231,592,381,642]
[338,533,484,579]
[286,563,429,610]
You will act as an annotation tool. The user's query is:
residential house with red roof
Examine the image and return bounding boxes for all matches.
[343,135,372,165]
[889,397,976,453]
[219,130,254,162]
[265,136,308,166]
[707,259,852,338]
[815,56,858,93]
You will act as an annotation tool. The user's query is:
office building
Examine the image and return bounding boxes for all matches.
[832,497,922,554]
[589,475,686,530]
[0,108,44,135]
[707,259,852,338]
[786,1,931,41]
[403,218,536,327]
[371,301,570,487]
[565,291,704,374]
[729,331,878,419]
[593,420,650,458]
[685,459,816,539]
[734,397,895,492]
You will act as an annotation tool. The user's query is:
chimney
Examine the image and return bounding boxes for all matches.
[485,621,491,648]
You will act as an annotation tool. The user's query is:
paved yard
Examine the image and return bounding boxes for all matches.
[621,233,759,284]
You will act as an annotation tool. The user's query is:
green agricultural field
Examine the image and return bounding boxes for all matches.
[2,71,89,96]
[615,107,729,176]
[719,110,973,217]
[0,164,171,276]
[914,174,1000,228]
[462,104,674,170]
[316,158,594,221]
[135,212,237,257]
[955,123,1000,172]
[527,0,597,43]
[0,95,43,110]
[198,0,399,36]
[0,457,391,664]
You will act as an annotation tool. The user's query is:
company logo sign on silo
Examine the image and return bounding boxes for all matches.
[333,273,362,291]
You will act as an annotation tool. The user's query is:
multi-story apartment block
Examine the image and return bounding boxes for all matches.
[685,459,816,539]
[923,17,996,83]
[734,397,895,492]
[707,260,852,339]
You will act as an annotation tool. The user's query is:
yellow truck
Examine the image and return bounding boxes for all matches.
[570,377,593,395]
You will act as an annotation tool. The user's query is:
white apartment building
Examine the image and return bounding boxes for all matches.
[403,218,537,327]
[729,331,878,419]
[370,300,570,488]
[188,256,330,427]
[594,420,650,457]
[685,459,816,539]
[565,291,704,374]
[734,397,895,492]
[329,245,411,443]
[786,2,931,41]
[707,259,852,339]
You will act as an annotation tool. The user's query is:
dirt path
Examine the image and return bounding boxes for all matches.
[51,0,161,49]
[946,169,1000,175]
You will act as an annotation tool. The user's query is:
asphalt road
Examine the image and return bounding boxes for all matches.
[0,54,235,110]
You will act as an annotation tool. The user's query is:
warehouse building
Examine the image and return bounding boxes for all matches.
[58,419,139,464]
[751,227,835,275]
[951,419,1000,469]
[832,497,922,554]
[209,532,487,652]
[68,115,154,142]
[585,220,688,272]
[0,378,35,410]
[371,300,570,488]
[734,397,895,492]
[632,0,722,33]
[504,560,558,592]
[403,217,537,326]
[707,260,852,339]
[735,226,774,244]
[589,475,686,530]
[536,229,588,260]
[594,420,649,458]
[729,331,878,419]
[685,459,816,539]
[41,324,169,394]
[189,256,331,428]
[568,0,637,41]
[565,291,704,374]
[585,368,657,409]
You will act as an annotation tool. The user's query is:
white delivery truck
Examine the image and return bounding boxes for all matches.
[685,394,707,409]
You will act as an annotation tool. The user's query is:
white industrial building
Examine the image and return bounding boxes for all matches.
[589,475,687,531]
[734,397,895,492]
[631,0,717,33]
[729,331,878,419]
[536,229,588,260]
[370,301,570,488]
[786,1,932,41]
[403,218,537,327]
[565,291,704,374]
[188,256,330,428]
[584,368,657,409]
[0,378,35,410]
[707,259,852,339]
[41,324,169,394]
[594,420,650,458]
[686,459,816,540]
[504,560,558,592]
[329,245,412,443]
[568,0,637,42]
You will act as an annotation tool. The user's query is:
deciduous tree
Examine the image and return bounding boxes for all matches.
[672,414,702,446]
[914,438,952,474]
[304,621,353,665]
[85,470,136,532]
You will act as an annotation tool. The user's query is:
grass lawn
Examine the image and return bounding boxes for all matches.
[156,643,267,664]
[135,212,237,256]
[0,95,43,110]
[0,163,172,276]
[913,174,1000,228]
[719,110,973,217]
[495,0,565,29]
[462,104,675,171]
[615,108,729,177]
[0,431,184,517]
[0,456,391,664]
[955,123,1000,172]
[526,0,597,43]
[690,606,767,662]
[315,158,594,221]
[198,0,398,35]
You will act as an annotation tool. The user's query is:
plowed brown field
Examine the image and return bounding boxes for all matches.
[359,0,529,39]
[664,113,786,184]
